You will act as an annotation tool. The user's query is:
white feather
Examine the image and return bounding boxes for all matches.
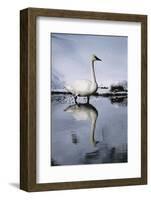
[65,80,97,96]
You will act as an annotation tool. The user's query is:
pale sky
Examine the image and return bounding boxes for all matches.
[51,33,127,89]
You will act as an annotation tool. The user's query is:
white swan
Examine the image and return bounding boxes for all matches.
[65,55,102,103]
[64,103,99,146]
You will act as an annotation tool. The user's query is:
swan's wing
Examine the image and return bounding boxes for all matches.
[73,80,91,89]
[65,80,92,95]
[71,80,92,95]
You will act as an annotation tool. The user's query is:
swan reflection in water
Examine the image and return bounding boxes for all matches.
[51,96,127,166]
[64,103,101,146]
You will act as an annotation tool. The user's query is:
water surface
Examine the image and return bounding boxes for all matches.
[51,95,127,166]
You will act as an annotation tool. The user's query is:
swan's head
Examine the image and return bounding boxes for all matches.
[92,54,102,62]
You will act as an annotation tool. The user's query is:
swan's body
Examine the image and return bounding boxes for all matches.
[64,103,98,146]
[65,55,102,103]
[65,80,98,96]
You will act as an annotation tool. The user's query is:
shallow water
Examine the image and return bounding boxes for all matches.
[51,95,127,166]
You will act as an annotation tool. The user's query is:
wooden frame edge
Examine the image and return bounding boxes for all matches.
[20,8,37,191]
[20,8,29,191]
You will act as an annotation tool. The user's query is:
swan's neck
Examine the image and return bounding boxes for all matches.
[91,61,97,83]
[90,116,97,146]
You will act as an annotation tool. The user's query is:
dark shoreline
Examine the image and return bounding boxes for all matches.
[51,91,128,97]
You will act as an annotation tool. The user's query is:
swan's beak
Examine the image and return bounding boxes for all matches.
[95,56,102,61]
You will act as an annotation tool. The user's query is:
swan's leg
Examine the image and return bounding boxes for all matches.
[74,96,78,104]
[87,96,90,104]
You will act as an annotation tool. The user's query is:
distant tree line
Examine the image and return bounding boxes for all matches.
[110,84,127,93]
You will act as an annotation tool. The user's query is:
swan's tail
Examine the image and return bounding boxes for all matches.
[64,85,73,93]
